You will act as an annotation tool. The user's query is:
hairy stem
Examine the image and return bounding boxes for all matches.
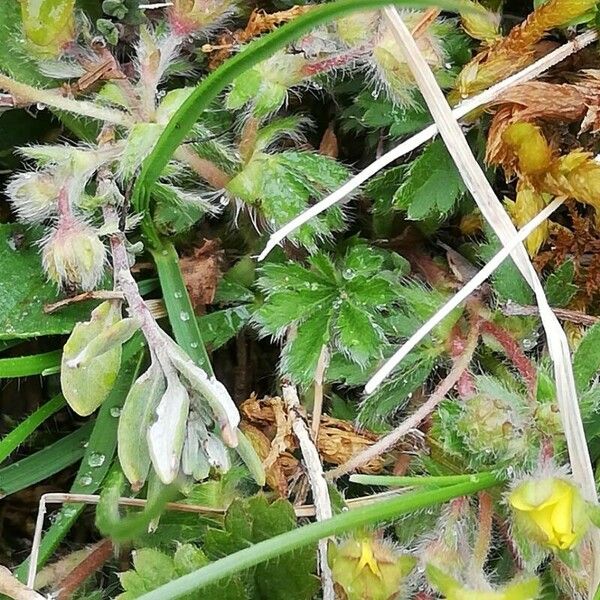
[0,74,132,126]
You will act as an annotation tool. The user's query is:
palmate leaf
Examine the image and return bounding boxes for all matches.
[254,241,402,385]
[393,139,465,221]
[226,150,348,252]
[201,495,319,600]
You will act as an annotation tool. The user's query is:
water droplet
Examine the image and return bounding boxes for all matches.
[161,250,168,256]
[342,268,355,280]
[173,291,183,299]
[180,311,190,321]
[88,452,106,468]
[79,475,93,486]
[522,337,537,351]
[36,102,46,110]
[190,342,198,348]
[110,407,122,417]
[82,441,89,448]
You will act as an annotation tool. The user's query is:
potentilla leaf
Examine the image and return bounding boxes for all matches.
[336,301,383,366]
[255,241,404,385]
[393,140,465,220]
[282,309,334,386]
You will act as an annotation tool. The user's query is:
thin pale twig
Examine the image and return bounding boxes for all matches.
[0,567,44,600]
[283,384,335,600]
[44,291,124,314]
[327,317,480,480]
[257,29,597,262]
[502,301,600,326]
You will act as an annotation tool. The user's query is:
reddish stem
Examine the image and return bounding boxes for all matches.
[480,319,537,395]
[56,539,113,600]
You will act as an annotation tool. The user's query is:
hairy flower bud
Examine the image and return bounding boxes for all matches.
[41,215,106,291]
[328,534,415,600]
[168,0,237,37]
[508,476,590,551]
[6,171,60,223]
[456,383,531,465]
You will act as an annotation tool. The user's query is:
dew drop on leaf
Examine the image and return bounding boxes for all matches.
[88,452,106,467]
[79,474,93,486]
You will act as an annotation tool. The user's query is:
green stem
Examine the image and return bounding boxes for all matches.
[139,473,503,600]
[150,241,212,374]
[131,0,469,215]
[0,395,66,464]
[349,472,495,487]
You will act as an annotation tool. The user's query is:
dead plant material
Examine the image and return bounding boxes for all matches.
[240,395,389,478]
[179,239,222,314]
[455,0,597,98]
[202,6,314,69]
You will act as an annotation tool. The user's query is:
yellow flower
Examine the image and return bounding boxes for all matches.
[328,535,415,600]
[508,477,589,551]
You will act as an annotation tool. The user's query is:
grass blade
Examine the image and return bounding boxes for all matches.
[0,395,66,464]
[138,473,503,600]
[151,243,212,374]
[15,340,145,581]
[0,350,62,378]
[0,421,93,498]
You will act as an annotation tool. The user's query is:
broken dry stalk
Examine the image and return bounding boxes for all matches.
[282,383,334,600]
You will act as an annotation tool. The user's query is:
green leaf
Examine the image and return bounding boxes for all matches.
[479,231,534,305]
[574,322,600,393]
[202,495,320,600]
[357,352,435,428]
[61,301,123,416]
[394,140,465,220]
[281,309,333,385]
[197,306,252,351]
[336,301,383,365]
[545,259,577,308]
[0,224,105,339]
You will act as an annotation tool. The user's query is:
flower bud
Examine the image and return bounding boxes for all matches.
[508,476,590,551]
[41,215,106,291]
[328,534,415,600]
[20,0,75,56]
[168,0,237,37]
[456,386,531,465]
[6,172,60,223]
